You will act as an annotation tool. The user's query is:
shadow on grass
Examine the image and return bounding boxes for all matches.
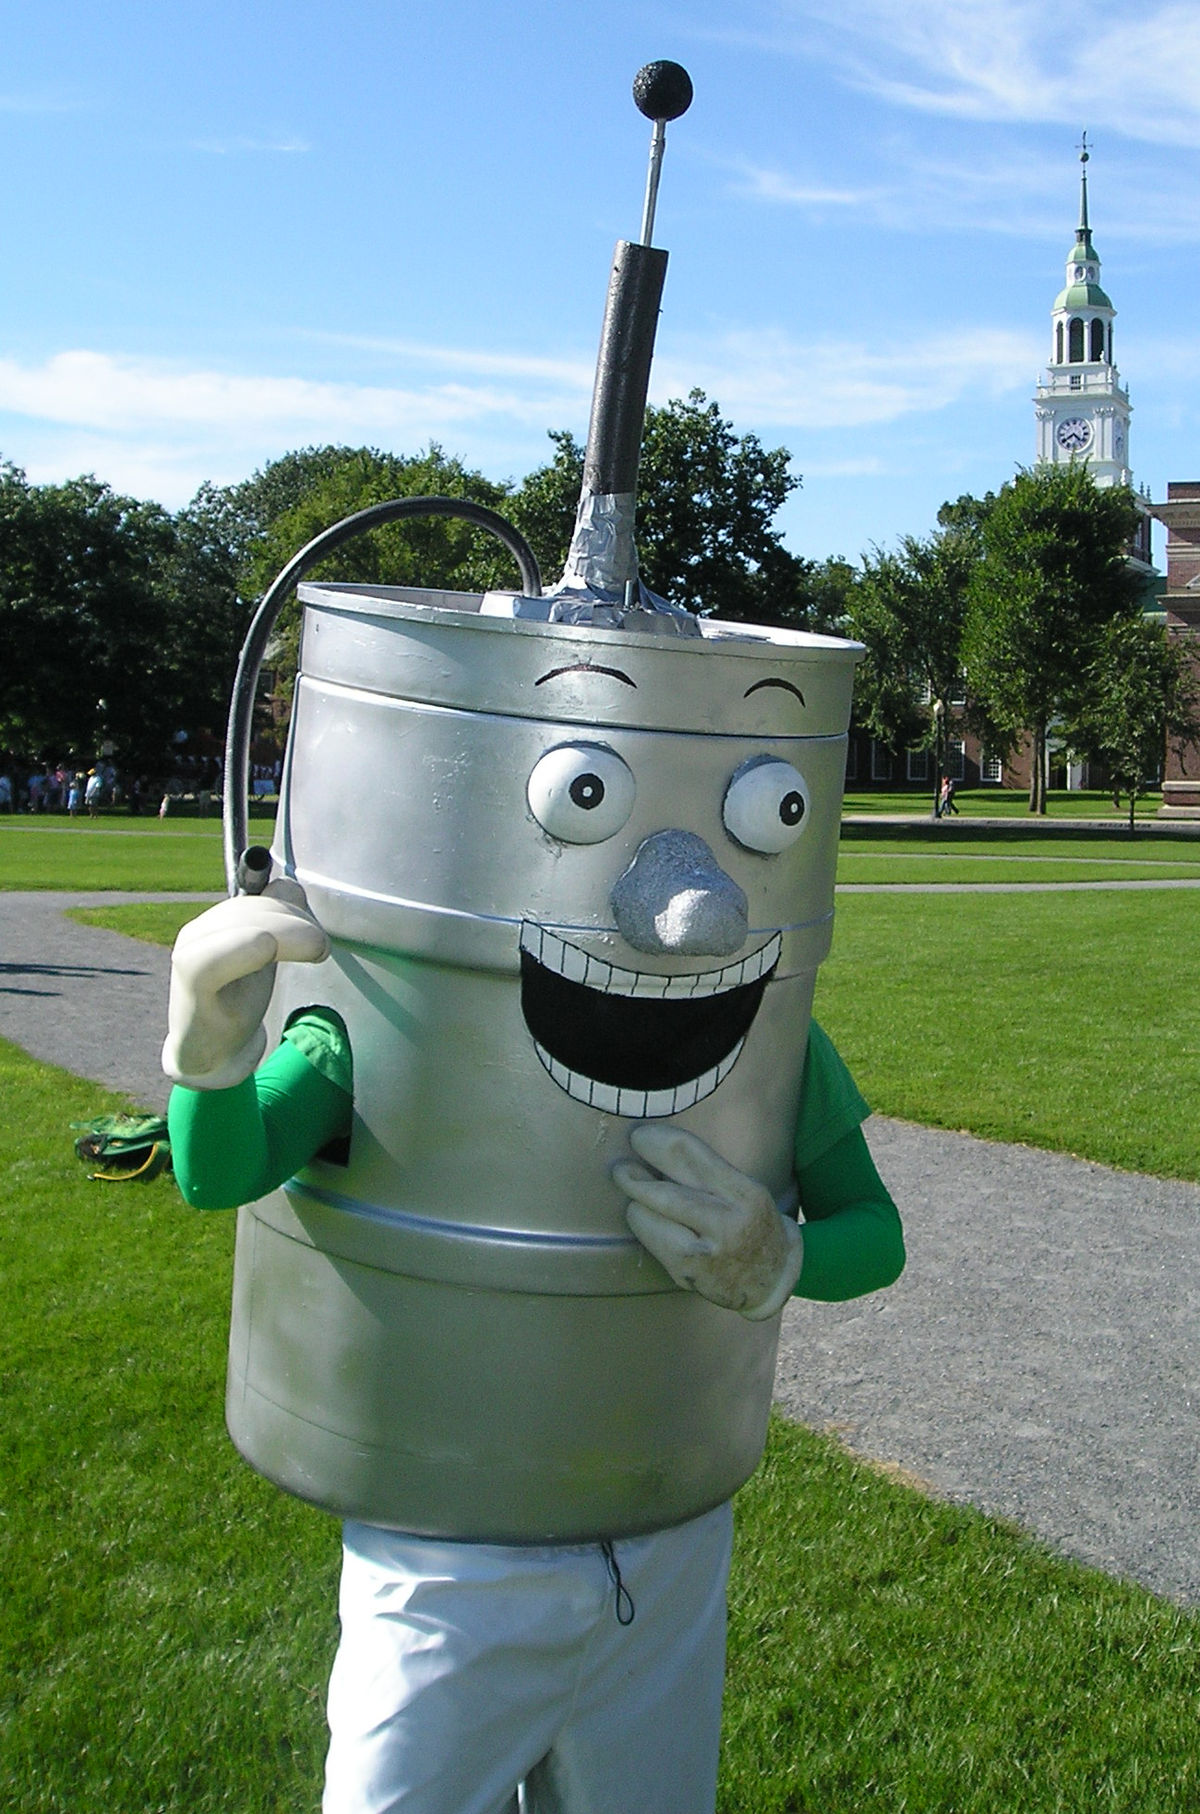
[839,818,1196,846]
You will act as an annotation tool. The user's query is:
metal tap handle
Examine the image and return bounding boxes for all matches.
[632,61,693,247]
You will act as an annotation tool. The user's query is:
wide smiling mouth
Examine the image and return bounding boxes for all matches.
[519,924,781,1119]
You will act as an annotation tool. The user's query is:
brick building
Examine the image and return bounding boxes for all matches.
[1150,483,1200,817]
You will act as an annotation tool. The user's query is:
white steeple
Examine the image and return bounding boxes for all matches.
[1034,136,1132,487]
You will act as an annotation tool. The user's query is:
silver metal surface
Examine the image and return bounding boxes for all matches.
[640,118,666,245]
[560,491,638,595]
[226,584,862,1539]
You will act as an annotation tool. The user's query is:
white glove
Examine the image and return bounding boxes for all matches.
[613,1125,804,1320]
[162,878,330,1090]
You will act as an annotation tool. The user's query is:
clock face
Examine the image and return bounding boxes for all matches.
[1057,417,1093,453]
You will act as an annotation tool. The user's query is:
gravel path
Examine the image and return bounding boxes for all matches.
[0,890,216,1109]
[3,889,1197,1606]
[776,1118,1200,1606]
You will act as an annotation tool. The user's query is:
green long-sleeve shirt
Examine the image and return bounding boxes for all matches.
[169,1014,903,1304]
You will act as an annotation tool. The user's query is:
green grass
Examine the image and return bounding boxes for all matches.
[815,888,1200,1180]
[4,1035,1197,1812]
[0,817,230,891]
[837,830,1200,884]
[843,787,1166,820]
[0,1039,338,1812]
[724,1419,1200,1812]
[67,901,209,945]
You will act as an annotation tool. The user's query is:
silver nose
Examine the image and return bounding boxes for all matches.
[611,831,749,956]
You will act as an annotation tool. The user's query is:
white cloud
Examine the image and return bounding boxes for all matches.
[777,0,1200,147]
[0,324,1041,507]
[0,88,86,114]
[191,134,311,154]
[730,163,885,210]
[654,324,1040,428]
[0,349,580,439]
[304,332,594,389]
[728,137,1200,245]
[0,347,592,507]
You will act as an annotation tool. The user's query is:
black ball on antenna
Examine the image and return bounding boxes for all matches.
[633,61,693,122]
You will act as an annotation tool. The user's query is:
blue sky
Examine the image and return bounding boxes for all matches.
[3,0,1198,569]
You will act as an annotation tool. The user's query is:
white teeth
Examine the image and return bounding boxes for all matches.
[533,1040,746,1120]
[521,925,781,1000]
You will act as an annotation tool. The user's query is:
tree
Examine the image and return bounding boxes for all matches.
[508,391,819,626]
[233,444,515,602]
[1069,616,1200,833]
[962,464,1144,813]
[849,527,978,809]
[0,463,243,768]
[936,490,998,542]
[224,445,518,711]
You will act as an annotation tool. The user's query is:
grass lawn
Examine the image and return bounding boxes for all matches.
[815,888,1200,1181]
[67,901,211,945]
[3,1035,1197,1812]
[843,787,1167,820]
[837,841,1200,885]
[0,815,230,892]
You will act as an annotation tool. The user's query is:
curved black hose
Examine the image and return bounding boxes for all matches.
[222,495,542,895]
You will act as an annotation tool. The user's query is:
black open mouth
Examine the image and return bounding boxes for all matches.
[519,924,780,1118]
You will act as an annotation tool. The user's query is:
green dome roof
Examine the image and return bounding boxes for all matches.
[1054,279,1114,310]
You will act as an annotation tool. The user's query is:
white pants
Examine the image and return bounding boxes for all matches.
[322,1502,734,1814]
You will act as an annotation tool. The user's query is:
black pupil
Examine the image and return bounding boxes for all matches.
[570,773,605,811]
[779,791,805,826]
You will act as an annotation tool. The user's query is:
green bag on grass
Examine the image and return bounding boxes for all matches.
[73,1113,173,1183]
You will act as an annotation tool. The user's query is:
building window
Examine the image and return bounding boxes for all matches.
[1056,321,1064,363]
[907,749,929,782]
[1069,317,1085,361]
[981,751,1003,784]
[1069,373,1082,390]
[871,741,891,782]
[1090,318,1105,361]
[946,740,965,782]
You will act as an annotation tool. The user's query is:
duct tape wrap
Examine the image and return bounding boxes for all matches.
[560,490,637,594]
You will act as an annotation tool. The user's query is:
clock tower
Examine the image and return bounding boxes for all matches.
[1034,139,1132,488]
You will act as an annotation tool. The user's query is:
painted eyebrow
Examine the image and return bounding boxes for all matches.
[535,663,638,689]
[744,677,806,707]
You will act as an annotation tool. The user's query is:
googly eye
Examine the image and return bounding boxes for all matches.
[527,744,636,845]
[723,758,810,854]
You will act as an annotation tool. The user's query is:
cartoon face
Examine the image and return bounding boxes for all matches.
[282,587,859,1135]
[516,671,815,1116]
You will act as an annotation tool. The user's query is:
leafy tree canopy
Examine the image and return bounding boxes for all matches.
[231,444,518,604]
[1070,616,1200,832]
[850,528,977,759]
[962,464,1144,811]
[0,462,243,767]
[508,392,824,628]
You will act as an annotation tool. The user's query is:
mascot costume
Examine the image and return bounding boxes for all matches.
[164,63,904,1814]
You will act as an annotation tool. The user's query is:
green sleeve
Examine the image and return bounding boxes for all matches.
[790,1022,905,1303]
[169,1009,352,1210]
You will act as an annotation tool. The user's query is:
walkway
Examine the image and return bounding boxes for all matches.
[2,889,1197,1607]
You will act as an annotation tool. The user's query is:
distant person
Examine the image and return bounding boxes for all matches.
[67,773,84,816]
[0,772,11,811]
[941,777,959,816]
[85,769,104,818]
